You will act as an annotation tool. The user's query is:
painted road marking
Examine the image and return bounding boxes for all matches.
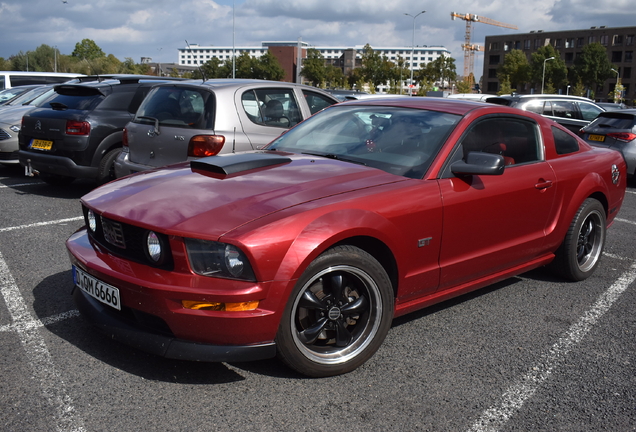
[467,260,636,432]
[0,216,83,233]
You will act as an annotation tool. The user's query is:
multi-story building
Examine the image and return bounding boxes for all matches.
[483,26,635,101]
[177,41,451,88]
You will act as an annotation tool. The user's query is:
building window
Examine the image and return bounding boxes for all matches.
[588,36,596,44]
[534,38,542,48]
[613,35,624,46]
[577,37,585,47]
[488,68,498,78]
[565,52,574,62]
[555,39,562,48]
[565,38,574,48]
[626,51,633,62]
[514,41,521,50]
[627,35,635,45]
[524,39,531,49]
[600,35,609,46]
[612,51,623,62]
[489,54,501,64]
[491,42,499,50]
[624,67,632,79]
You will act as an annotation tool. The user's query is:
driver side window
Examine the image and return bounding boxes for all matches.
[458,117,541,166]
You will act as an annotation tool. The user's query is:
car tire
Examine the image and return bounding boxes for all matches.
[276,245,394,377]
[39,172,74,186]
[550,198,606,281]
[97,148,122,184]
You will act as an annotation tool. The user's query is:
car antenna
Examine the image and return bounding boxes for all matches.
[185,40,207,82]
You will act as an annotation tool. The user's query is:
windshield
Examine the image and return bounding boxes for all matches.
[266,105,460,179]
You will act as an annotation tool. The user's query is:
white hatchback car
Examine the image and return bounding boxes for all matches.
[115,79,338,177]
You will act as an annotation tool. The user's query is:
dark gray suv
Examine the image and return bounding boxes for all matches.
[486,94,605,133]
[18,75,183,185]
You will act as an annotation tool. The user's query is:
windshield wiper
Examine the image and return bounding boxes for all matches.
[301,151,367,166]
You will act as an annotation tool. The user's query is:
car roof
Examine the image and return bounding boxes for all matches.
[153,78,331,91]
[337,96,494,116]
[489,94,596,102]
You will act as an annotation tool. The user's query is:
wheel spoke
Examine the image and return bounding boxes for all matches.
[298,289,327,311]
[335,319,353,347]
[340,295,369,316]
[298,317,328,345]
[323,273,346,303]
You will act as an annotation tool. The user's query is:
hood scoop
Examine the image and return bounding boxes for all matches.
[191,151,291,177]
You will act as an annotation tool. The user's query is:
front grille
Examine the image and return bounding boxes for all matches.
[83,205,174,270]
[0,128,10,140]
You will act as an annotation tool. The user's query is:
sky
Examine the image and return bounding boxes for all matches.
[1,0,635,81]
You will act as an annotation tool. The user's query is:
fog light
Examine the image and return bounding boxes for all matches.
[182,300,259,311]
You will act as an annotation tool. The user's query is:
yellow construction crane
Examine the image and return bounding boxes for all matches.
[451,12,518,86]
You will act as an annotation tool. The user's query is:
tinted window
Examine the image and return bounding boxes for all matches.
[44,92,104,111]
[242,88,302,128]
[588,113,636,130]
[135,86,213,129]
[524,100,544,114]
[552,126,579,154]
[578,102,604,121]
[551,101,577,119]
[96,88,136,111]
[458,117,541,165]
[302,90,336,115]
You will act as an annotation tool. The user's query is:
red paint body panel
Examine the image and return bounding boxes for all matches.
[66,98,627,360]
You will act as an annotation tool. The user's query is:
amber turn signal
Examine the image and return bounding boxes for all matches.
[182,300,259,311]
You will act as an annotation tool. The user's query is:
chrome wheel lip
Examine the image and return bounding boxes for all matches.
[576,209,604,273]
[290,265,382,365]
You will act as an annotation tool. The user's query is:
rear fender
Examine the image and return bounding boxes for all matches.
[91,131,123,167]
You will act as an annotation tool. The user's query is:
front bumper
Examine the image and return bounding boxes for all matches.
[67,229,285,363]
[73,287,276,362]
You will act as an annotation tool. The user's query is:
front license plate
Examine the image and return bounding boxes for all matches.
[73,265,121,310]
[588,134,606,142]
[30,139,53,150]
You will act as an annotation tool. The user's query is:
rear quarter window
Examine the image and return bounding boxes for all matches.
[552,126,579,155]
[44,93,104,111]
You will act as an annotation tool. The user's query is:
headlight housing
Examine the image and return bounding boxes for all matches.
[184,238,256,281]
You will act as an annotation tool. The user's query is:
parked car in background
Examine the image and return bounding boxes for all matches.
[0,71,84,89]
[67,97,626,378]
[486,94,605,133]
[579,109,636,179]
[323,88,369,101]
[0,85,42,105]
[0,86,56,164]
[596,102,628,111]
[114,79,338,178]
[18,75,184,185]
[0,85,52,110]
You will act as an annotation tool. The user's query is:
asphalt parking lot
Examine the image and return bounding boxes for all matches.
[1,163,635,432]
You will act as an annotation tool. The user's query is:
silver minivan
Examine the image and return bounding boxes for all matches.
[115,79,338,177]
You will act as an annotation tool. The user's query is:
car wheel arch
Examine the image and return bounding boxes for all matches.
[91,130,124,167]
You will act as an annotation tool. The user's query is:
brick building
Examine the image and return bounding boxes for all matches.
[483,26,635,101]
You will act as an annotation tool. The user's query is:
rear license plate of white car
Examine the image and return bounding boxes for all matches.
[30,139,53,150]
[73,265,121,310]
[588,134,606,142]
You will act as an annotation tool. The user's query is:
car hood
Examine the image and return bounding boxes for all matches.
[83,151,407,238]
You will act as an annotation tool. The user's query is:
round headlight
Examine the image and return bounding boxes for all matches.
[224,245,245,278]
[87,209,97,232]
[146,231,162,262]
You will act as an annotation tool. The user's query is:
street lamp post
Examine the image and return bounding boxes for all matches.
[405,10,425,96]
[541,56,555,94]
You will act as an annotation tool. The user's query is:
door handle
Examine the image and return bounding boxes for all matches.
[535,179,553,190]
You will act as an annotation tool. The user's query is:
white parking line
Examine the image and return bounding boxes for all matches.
[467,260,636,432]
[0,251,86,432]
[0,181,45,188]
[0,216,83,233]
[616,217,636,226]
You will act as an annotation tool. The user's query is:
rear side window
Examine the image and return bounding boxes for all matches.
[302,90,337,115]
[550,101,578,119]
[552,126,579,155]
[96,88,136,111]
[578,102,604,121]
[241,88,302,128]
[135,86,213,129]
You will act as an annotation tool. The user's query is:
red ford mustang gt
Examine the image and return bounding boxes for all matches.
[67,98,627,377]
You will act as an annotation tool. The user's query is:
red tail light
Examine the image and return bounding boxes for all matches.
[607,132,636,142]
[122,127,128,147]
[66,120,90,135]
[187,135,225,157]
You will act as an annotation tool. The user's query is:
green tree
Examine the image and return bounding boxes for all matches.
[574,42,614,91]
[324,64,345,88]
[498,49,530,90]
[72,39,105,60]
[301,48,326,86]
[359,44,390,91]
[455,78,473,94]
[254,51,285,81]
[193,57,222,79]
[530,45,568,92]
[417,55,456,89]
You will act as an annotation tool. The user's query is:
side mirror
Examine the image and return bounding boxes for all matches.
[451,152,505,176]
